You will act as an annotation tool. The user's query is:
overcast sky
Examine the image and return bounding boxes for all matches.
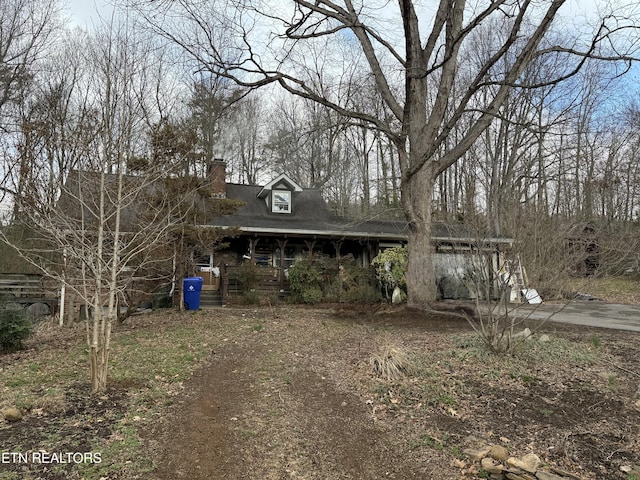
[65,0,114,27]
[63,0,608,26]
[62,0,617,37]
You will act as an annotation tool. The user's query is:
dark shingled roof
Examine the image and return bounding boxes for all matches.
[56,171,510,244]
[211,184,408,239]
[211,183,500,242]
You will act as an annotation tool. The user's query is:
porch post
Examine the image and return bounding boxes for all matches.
[304,239,317,256]
[277,238,289,290]
[248,237,259,261]
[363,240,376,267]
[221,263,229,303]
[333,240,343,261]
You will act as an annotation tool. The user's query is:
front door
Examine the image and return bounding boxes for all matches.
[195,253,220,291]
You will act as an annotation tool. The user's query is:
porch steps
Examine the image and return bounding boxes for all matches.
[199,290,223,309]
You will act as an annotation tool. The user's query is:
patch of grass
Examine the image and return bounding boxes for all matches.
[449,445,462,457]
[407,438,422,450]
[379,369,459,411]
[436,393,457,407]
[1,331,87,408]
[12,396,33,411]
[42,430,64,444]
[182,353,195,363]
[240,429,257,440]
[0,472,21,480]
[108,325,216,382]
[452,333,493,360]
[372,383,389,398]
[520,374,537,383]
[252,324,264,332]
[4,378,28,388]
[0,309,248,480]
[565,275,640,304]
[80,316,235,480]
[516,336,598,365]
[408,433,448,451]
[453,332,598,367]
[369,343,412,381]
[606,374,619,391]
[79,423,153,480]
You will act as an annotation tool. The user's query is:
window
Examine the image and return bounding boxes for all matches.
[272,190,291,213]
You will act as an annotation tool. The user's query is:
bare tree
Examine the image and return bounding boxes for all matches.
[185,75,245,175]
[7,28,100,223]
[265,94,348,189]
[0,0,62,206]
[0,0,60,123]
[133,0,639,304]
[223,93,270,184]
[63,18,166,393]
[2,16,189,394]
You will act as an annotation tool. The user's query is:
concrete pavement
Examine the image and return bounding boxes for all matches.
[515,301,640,332]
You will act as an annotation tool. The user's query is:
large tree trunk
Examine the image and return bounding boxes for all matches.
[402,164,437,305]
[406,220,436,306]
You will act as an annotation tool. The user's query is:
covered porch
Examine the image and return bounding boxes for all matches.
[195,233,397,304]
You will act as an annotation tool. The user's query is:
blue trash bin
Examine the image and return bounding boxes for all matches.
[183,277,204,310]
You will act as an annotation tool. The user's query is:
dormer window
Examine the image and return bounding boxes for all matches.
[257,173,303,214]
[272,190,291,213]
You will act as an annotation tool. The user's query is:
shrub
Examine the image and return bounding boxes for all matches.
[230,262,259,290]
[288,254,379,303]
[371,246,408,301]
[301,287,323,304]
[342,283,381,303]
[241,290,260,305]
[338,260,380,302]
[0,306,32,353]
[288,255,328,303]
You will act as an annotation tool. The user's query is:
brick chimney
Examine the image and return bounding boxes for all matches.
[207,159,227,198]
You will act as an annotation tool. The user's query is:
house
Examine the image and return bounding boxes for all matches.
[196,161,513,303]
[10,163,512,316]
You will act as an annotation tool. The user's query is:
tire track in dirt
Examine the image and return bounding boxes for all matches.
[150,346,254,479]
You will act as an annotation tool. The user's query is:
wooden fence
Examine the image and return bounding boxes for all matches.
[0,273,59,311]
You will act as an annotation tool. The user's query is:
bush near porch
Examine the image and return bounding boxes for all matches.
[287,254,380,304]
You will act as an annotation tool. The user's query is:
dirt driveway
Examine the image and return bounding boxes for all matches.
[144,305,640,480]
[148,307,424,479]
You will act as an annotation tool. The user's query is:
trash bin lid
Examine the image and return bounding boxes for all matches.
[183,276,204,291]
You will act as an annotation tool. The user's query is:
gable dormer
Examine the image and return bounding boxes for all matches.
[256,174,304,214]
